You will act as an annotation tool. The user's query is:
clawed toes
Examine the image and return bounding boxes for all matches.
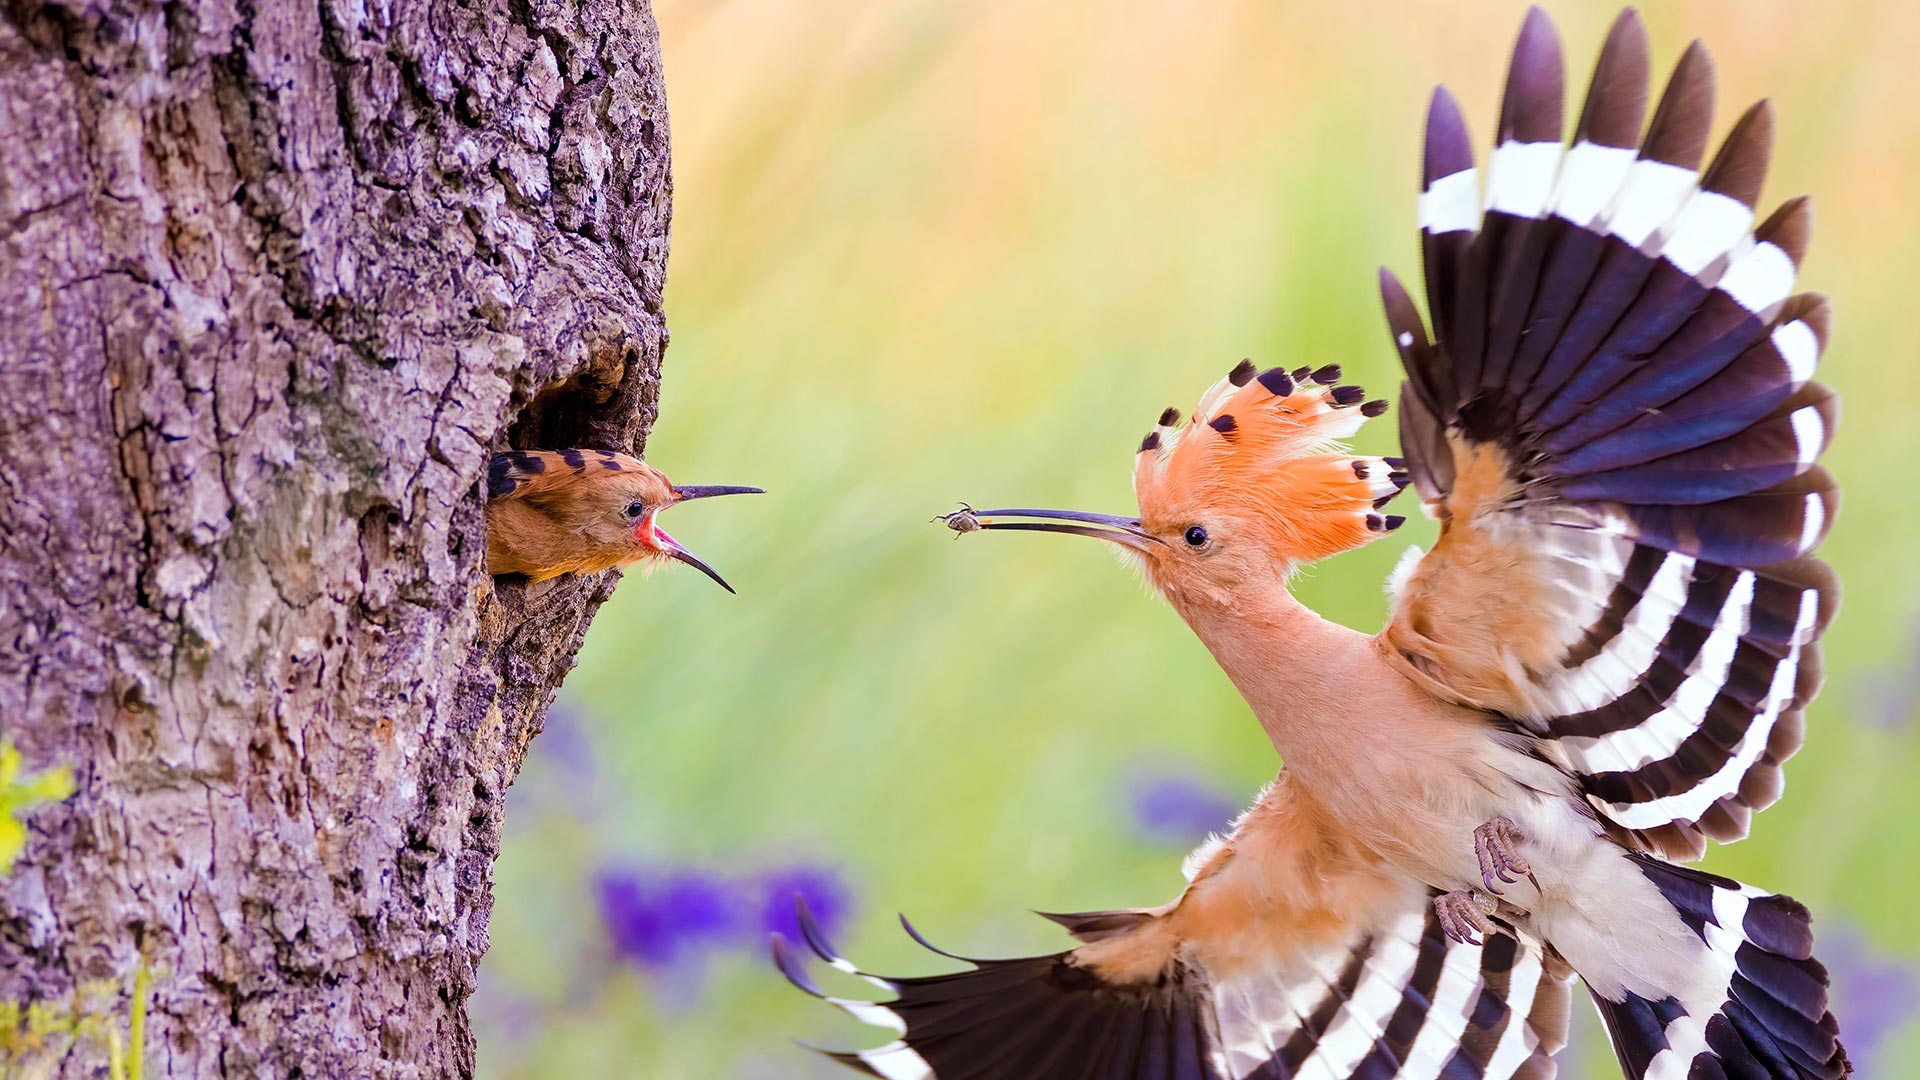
[1474,817,1538,896]
[1435,890,1498,947]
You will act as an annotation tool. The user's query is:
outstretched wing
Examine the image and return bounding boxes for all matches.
[1378,9,1838,860]
[779,777,1573,1079]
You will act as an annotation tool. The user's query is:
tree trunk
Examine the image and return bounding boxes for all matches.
[0,0,670,1072]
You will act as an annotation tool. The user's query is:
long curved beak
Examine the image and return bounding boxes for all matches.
[656,484,763,593]
[938,506,1163,554]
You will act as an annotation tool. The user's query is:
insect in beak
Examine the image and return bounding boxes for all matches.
[937,505,1164,554]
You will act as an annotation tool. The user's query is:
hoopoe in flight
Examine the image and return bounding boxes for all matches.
[484,449,760,588]
[779,8,1846,1080]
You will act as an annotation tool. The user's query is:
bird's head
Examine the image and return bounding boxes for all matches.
[486,450,762,588]
[944,360,1406,611]
[573,464,762,590]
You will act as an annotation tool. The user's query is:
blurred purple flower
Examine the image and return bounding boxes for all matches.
[1128,768,1239,845]
[1824,923,1920,1073]
[758,864,852,945]
[592,860,855,979]
[595,867,743,969]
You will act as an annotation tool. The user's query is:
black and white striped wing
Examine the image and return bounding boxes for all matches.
[1381,8,1839,861]
[777,899,1574,1080]
[1210,904,1572,1080]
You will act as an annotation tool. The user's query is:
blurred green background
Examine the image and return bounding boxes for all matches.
[474,1,1920,1075]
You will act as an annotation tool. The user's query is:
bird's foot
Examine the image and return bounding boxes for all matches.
[1473,816,1539,896]
[1435,889,1500,947]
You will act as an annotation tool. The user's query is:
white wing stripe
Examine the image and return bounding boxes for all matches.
[1716,240,1797,314]
[855,1041,934,1080]
[833,999,907,1034]
[1799,493,1825,554]
[1604,589,1814,828]
[1482,952,1545,1078]
[1420,169,1482,234]
[1789,406,1825,468]
[1606,160,1697,247]
[1772,320,1819,384]
[1396,942,1486,1080]
[1564,571,1755,770]
[1645,1014,1710,1080]
[1543,552,1696,714]
[1661,190,1756,277]
[1485,141,1564,218]
[1305,914,1424,1076]
[1552,141,1638,225]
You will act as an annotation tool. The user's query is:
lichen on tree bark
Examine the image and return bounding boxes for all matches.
[0,0,672,1072]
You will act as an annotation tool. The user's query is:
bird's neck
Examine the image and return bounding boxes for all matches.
[1168,580,1378,780]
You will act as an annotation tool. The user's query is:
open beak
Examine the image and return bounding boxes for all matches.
[655,484,764,593]
[938,506,1164,554]
[652,527,736,593]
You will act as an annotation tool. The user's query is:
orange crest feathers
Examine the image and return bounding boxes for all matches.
[1133,360,1408,564]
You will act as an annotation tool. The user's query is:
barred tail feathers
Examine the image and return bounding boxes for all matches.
[1589,855,1848,1080]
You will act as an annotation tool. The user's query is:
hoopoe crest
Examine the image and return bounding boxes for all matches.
[1134,360,1405,578]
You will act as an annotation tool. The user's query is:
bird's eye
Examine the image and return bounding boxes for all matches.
[1184,525,1209,548]
[624,501,647,520]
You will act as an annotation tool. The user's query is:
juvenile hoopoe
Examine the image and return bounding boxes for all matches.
[780,9,1847,1080]
[484,449,760,588]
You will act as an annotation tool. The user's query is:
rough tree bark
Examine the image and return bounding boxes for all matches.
[0,0,672,1073]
